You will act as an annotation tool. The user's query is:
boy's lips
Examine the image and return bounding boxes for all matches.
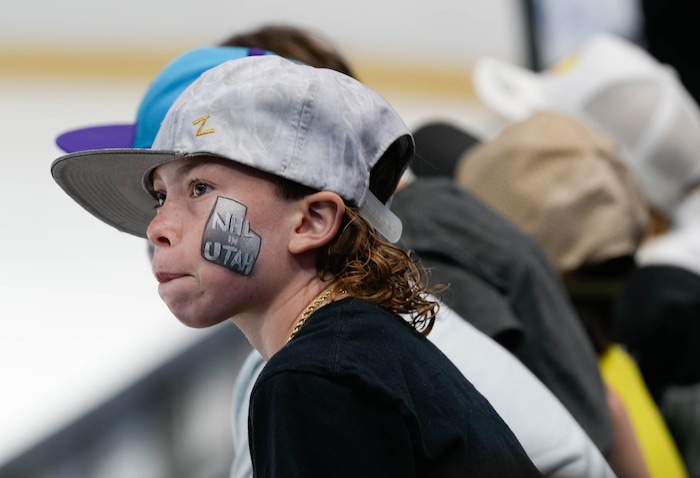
[155,272,188,284]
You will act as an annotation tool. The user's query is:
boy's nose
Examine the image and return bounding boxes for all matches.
[146,206,180,248]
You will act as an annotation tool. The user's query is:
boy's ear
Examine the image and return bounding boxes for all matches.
[289,192,345,254]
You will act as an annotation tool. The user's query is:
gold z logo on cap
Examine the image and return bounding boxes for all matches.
[193,116,215,136]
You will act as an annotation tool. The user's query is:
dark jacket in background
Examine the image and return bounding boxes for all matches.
[392,178,613,454]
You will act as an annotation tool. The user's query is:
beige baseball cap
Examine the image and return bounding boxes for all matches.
[455,111,649,273]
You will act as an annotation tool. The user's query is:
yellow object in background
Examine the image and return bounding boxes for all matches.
[600,344,688,478]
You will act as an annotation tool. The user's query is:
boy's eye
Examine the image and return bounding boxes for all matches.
[154,191,166,207]
[193,182,212,197]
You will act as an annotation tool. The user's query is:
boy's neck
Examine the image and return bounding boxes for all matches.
[232,278,338,360]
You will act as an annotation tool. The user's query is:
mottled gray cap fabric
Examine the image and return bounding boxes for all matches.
[51,55,414,242]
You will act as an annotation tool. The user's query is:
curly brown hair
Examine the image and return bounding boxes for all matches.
[324,207,441,335]
[270,138,442,335]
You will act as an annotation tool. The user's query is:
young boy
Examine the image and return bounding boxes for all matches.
[52,55,541,476]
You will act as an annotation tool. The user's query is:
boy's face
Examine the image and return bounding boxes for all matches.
[147,156,299,328]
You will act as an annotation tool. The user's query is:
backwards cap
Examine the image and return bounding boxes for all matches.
[56,46,273,152]
[51,55,413,242]
[473,33,700,216]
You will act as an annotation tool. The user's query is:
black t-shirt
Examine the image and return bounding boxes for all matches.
[249,298,542,477]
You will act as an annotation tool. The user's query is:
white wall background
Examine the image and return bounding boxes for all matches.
[0,0,642,466]
[2,0,525,63]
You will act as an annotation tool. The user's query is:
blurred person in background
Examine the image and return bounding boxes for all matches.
[471,32,700,476]
[455,109,687,478]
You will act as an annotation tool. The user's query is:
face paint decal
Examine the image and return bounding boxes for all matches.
[201,196,261,276]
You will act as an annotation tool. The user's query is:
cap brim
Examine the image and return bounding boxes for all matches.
[473,57,546,121]
[52,148,407,244]
[56,124,136,153]
[51,149,177,237]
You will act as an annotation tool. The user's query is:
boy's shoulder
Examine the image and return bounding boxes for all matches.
[260,298,430,379]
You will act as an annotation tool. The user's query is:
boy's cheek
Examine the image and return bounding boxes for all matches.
[200,196,261,276]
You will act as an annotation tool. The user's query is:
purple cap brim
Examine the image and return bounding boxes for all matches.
[56,124,136,153]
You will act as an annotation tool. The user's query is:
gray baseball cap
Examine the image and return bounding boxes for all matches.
[51,55,414,242]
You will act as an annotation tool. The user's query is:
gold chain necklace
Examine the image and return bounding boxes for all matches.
[287,288,336,343]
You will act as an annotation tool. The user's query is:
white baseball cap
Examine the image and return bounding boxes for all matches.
[473,33,700,216]
[51,55,414,242]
